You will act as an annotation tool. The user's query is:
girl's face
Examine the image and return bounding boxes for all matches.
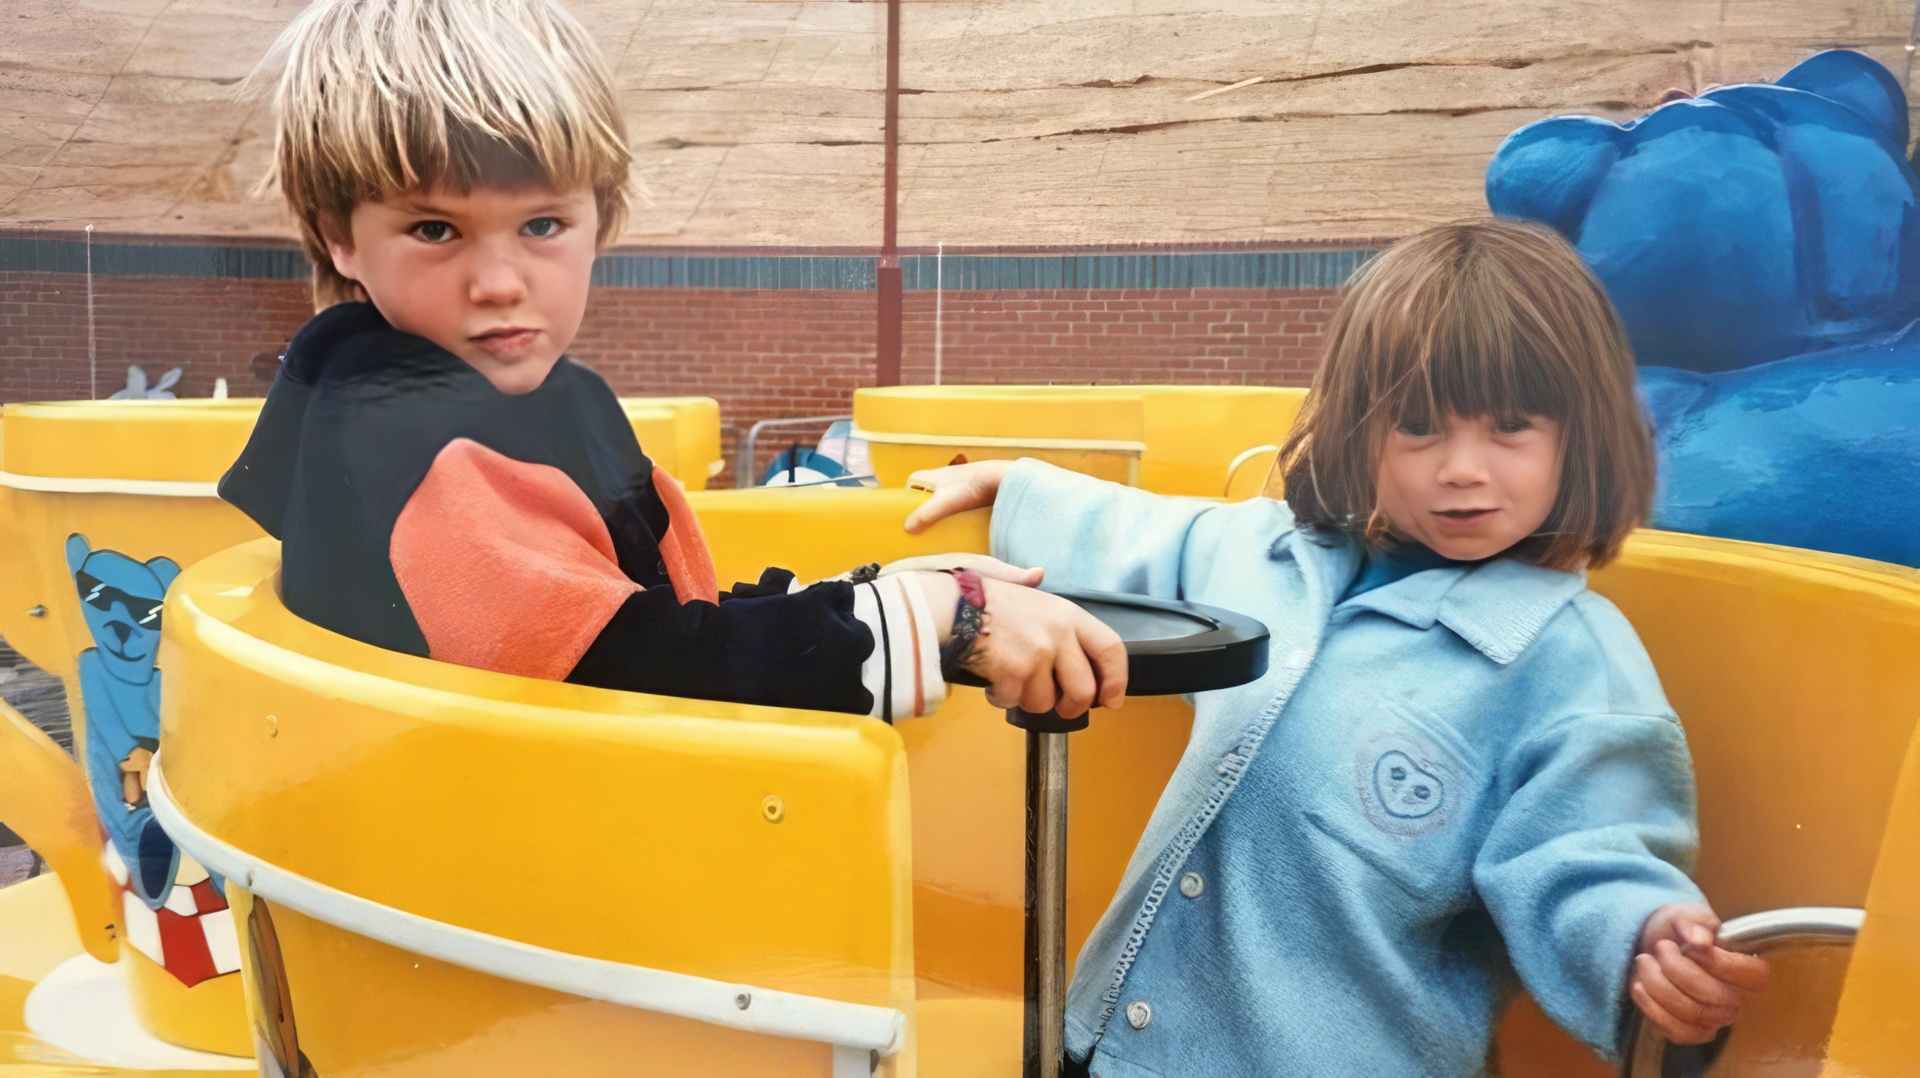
[1375,413,1563,561]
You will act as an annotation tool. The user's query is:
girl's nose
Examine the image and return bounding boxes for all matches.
[1436,436,1491,486]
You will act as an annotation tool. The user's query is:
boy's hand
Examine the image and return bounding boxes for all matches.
[1630,903,1770,1045]
[904,460,1016,534]
[964,577,1127,718]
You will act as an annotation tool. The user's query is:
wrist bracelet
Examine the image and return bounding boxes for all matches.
[940,569,987,683]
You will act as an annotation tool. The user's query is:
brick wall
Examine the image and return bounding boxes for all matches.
[0,272,313,402]
[1,272,1337,479]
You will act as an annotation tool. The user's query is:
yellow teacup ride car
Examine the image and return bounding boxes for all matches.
[2,387,1918,1076]
[0,395,721,1071]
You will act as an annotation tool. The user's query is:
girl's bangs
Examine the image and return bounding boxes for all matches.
[1373,285,1570,432]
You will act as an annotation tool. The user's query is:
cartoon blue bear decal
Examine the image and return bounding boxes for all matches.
[1487,50,1920,567]
[67,533,183,910]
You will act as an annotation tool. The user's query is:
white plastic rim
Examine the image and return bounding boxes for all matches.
[1225,444,1280,476]
[850,425,1146,453]
[146,753,905,1057]
[0,470,221,497]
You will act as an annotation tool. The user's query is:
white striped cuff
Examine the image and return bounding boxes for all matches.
[851,575,946,722]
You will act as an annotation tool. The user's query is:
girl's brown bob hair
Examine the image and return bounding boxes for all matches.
[1276,218,1655,571]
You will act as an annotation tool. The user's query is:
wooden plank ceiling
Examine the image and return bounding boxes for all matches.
[1,0,1911,248]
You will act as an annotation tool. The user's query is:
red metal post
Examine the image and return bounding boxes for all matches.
[875,0,903,387]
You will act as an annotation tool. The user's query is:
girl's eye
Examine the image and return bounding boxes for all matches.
[522,217,564,238]
[1396,420,1433,438]
[411,221,456,244]
[1495,417,1534,435]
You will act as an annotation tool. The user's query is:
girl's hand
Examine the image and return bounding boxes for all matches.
[964,576,1128,718]
[1629,903,1771,1045]
[904,460,1016,534]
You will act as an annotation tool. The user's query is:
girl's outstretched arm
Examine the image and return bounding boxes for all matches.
[907,459,1225,601]
[1472,709,1709,1059]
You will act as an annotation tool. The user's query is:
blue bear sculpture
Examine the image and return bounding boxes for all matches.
[1487,50,1920,567]
[66,533,183,909]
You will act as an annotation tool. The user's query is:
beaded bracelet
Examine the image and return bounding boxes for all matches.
[939,568,987,683]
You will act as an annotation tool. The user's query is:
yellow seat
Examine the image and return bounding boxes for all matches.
[853,385,1306,496]
[619,396,725,490]
[1499,534,1920,1075]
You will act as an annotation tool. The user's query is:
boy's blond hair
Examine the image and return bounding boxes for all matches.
[1277,218,1656,571]
[256,0,633,308]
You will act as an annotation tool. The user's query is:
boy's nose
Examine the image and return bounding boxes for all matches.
[468,250,528,306]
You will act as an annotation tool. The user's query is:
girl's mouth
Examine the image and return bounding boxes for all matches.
[1433,508,1496,528]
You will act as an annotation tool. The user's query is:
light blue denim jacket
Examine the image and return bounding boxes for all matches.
[990,461,1704,1077]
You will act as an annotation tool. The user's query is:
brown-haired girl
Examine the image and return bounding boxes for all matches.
[906,219,1768,1075]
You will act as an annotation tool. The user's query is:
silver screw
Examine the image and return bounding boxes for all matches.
[26,605,45,618]
[734,992,751,1010]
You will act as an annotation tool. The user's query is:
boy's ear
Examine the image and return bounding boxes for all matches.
[326,236,360,284]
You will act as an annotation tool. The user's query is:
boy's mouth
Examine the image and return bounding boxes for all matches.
[471,327,540,358]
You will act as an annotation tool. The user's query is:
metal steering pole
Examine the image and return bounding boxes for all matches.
[1009,706,1085,1078]
[876,0,903,388]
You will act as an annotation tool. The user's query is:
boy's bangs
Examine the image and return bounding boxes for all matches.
[262,0,632,244]
[390,112,586,201]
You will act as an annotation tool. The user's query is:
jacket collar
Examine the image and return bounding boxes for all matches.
[1282,529,1586,665]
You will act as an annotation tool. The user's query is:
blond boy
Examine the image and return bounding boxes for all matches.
[224,0,1125,719]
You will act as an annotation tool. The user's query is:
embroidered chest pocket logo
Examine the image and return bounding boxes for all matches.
[1373,750,1443,819]
[1301,712,1481,899]
[1352,730,1467,840]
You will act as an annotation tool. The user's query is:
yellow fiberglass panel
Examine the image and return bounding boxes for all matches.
[682,487,1194,1002]
[1824,703,1920,1071]
[220,884,848,1078]
[688,487,990,587]
[0,702,115,963]
[0,400,262,485]
[622,406,681,479]
[855,386,1147,444]
[0,487,263,680]
[1495,531,1920,1075]
[852,385,1308,496]
[855,387,1146,489]
[159,539,913,1012]
[1133,386,1306,496]
[619,396,723,491]
[1589,531,1920,917]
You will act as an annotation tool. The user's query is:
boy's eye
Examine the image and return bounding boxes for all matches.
[410,221,456,244]
[522,217,564,238]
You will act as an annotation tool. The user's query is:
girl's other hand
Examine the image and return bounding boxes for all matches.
[965,577,1127,718]
[1629,903,1771,1045]
[904,459,1016,534]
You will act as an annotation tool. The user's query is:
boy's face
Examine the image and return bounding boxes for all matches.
[1375,413,1563,561]
[328,184,599,395]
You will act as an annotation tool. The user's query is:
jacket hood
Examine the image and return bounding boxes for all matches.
[217,302,394,537]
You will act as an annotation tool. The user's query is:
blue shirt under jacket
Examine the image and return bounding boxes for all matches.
[989,461,1704,1078]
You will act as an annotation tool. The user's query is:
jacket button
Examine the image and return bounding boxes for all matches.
[1125,1000,1152,1029]
[1179,871,1204,898]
